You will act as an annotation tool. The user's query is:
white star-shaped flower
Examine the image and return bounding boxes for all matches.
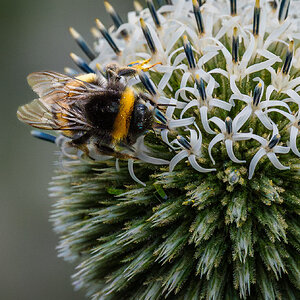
[248,125,290,179]
[208,116,254,164]
[170,128,216,173]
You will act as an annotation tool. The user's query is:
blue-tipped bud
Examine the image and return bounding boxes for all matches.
[69,27,96,61]
[192,0,205,35]
[278,0,290,22]
[253,0,261,36]
[155,109,167,124]
[253,82,263,106]
[195,74,207,102]
[183,35,197,69]
[146,0,161,28]
[140,18,157,54]
[268,134,281,149]
[139,71,157,96]
[70,53,95,74]
[282,40,294,75]
[232,27,239,63]
[31,130,57,144]
[104,1,129,39]
[230,0,237,16]
[177,135,192,150]
[225,117,233,135]
[95,19,121,55]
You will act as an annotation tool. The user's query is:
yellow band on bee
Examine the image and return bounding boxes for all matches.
[112,87,135,143]
[75,73,98,83]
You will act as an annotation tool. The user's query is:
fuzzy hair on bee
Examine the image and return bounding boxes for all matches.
[17,64,158,160]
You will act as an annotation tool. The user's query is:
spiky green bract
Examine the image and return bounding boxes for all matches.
[50,143,300,299]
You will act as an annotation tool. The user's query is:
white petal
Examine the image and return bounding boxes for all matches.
[166,26,186,54]
[260,100,292,113]
[168,117,195,129]
[255,110,274,130]
[161,129,172,146]
[209,116,225,131]
[197,51,219,67]
[273,146,290,154]
[173,52,187,67]
[169,150,189,172]
[137,151,169,165]
[180,100,199,118]
[233,132,255,141]
[209,68,229,79]
[286,89,300,107]
[206,75,216,96]
[240,32,255,70]
[128,159,146,186]
[257,49,281,62]
[264,20,291,49]
[287,77,300,90]
[289,126,300,157]
[233,105,252,132]
[249,133,268,146]
[158,72,173,91]
[175,87,197,102]
[189,129,200,150]
[188,155,216,173]
[266,152,290,171]
[266,108,295,122]
[210,98,232,111]
[266,84,276,101]
[208,133,224,165]
[200,106,215,134]
[248,148,266,179]
[225,139,246,164]
[230,75,242,95]
[245,58,278,75]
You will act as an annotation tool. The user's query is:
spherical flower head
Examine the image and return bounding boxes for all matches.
[25,0,300,299]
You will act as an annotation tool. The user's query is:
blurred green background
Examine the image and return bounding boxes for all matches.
[0,0,135,299]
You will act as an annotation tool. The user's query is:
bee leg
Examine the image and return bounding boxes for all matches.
[67,132,93,159]
[97,144,138,160]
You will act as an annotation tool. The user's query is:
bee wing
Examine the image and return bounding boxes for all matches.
[17,99,59,130]
[18,71,102,131]
[17,98,91,131]
[27,71,103,104]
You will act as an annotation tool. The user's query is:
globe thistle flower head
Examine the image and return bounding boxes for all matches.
[19,0,300,299]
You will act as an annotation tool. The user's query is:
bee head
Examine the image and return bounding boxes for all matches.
[128,102,153,143]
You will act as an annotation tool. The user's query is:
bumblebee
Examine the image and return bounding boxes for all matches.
[17,63,159,160]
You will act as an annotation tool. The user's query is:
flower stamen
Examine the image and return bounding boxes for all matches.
[268,134,281,149]
[104,1,129,39]
[177,135,192,150]
[69,27,96,61]
[195,74,207,103]
[225,116,233,135]
[232,27,239,63]
[146,0,161,29]
[140,18,157,55]
[252,81,263,107]
[183,35,197,70]
[95,19,121,55]
[192,0,205,35]
[282,40,294,75]
[253,0,261,37]
[278,0,290,23]
[230,0,237,16]
[70,52,95,74]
